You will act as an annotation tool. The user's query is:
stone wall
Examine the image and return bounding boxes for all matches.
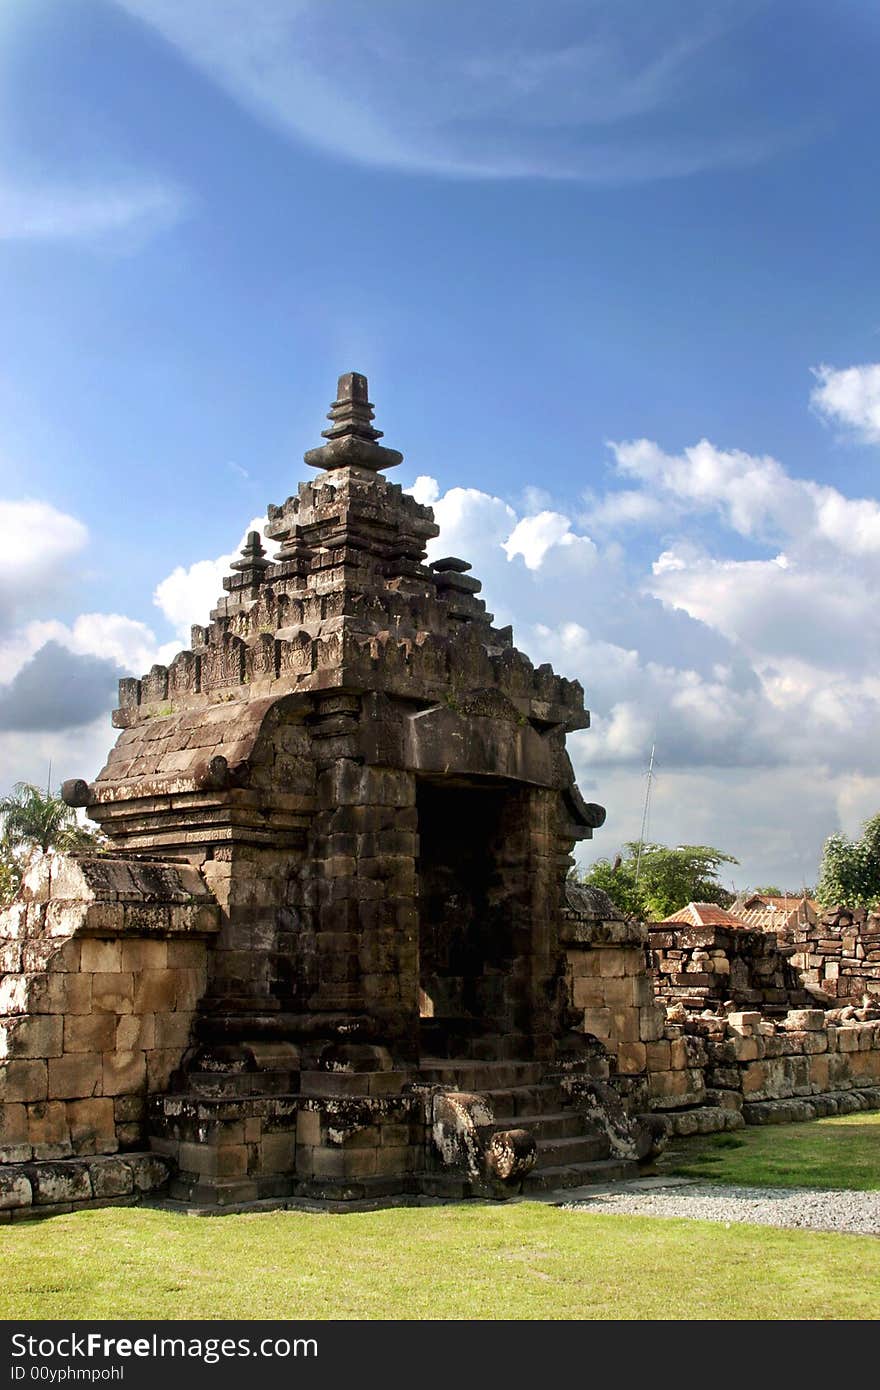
[645,1007,880,1135]
[648,922,811,1016]
[562,884,666,1076]
[560,889,880,1139]
[0,854,217,1164]
[789,906,880,1006]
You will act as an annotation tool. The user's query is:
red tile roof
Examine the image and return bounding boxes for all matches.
[744,894,817,912]
[657,902,750,929]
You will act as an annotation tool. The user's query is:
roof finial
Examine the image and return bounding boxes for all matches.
[304,371,403,474]
[222,530,271,597]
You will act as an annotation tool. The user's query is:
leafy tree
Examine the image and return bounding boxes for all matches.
[750,885,783,897]
[572,856,650,921]
[579,841,738,921]
[0,783,106,904]
[0,835,21,906]
[816,813,880,910]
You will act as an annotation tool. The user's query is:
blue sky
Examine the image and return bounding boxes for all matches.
[2,0,880,889]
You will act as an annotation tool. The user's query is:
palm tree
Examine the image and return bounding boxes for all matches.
[0,782,105,855]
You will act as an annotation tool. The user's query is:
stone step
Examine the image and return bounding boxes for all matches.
[480,1083,566,1118]
[182,1070,295,1099]
[533,1134,610,1169]
[521,1158,641,1193]
[419,1059,544,1090]
[491,1109,586,1141]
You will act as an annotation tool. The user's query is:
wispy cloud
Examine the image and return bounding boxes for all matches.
[110,0,793,183]
[0,178,189,244]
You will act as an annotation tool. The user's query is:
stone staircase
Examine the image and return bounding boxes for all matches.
[418,1058,640,1195]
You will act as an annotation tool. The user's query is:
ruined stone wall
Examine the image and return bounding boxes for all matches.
[789,906,880,1006]
[561,890,880,1136]
[648,923,811,1016]
[0,855,217,1164]
[645,1007,880,1135]
[561,890,666,1076]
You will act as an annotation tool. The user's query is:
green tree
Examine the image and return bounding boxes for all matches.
[0,783,106,904]
[816,813,880,910]
[580,841,738,921]
[573,856,650,921]
[0,834,21,906]
[751,885,783,896]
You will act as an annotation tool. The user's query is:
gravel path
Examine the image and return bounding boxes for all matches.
[561,1180,880,1235]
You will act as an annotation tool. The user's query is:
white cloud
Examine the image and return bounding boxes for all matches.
[110,0,792,183]
[582,487,672,530]
[0,500,89,627]
[0,179,188,244]
[811,362,880,444]
[611,435,880,557]
[0,716,114,798]
[503,510,597,571]
[648,548,879,671]
[398,428,880,888]
[425,486,517,568]
[153,516,267,643]
[407,475,440,507]
[0,499,87,581]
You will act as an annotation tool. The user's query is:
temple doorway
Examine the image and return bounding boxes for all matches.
[416,776,530,1059]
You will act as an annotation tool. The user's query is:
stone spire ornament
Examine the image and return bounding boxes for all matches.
[222,530,271,601]
[303,371,403,473]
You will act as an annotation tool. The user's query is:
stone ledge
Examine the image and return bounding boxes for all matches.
[660,1106,745,1138]
[742,1086,880,1125]
[0,1152,172,1219]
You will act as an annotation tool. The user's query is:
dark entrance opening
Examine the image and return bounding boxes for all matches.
[416,777,531,1060]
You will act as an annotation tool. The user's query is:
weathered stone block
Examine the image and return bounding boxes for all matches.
[102,1050,146,1096]
[48,1054,102,1100]
[727,1012,761,1033]
[0,1014,63,1060]
[639,1007,665,1042]
[67,1098,117,1155]
[81,940,122,973]
[0,1102,29,1148]
[0,1169,32,1210]
[153,1012,192,1049]
[90,1157,134,1197]
[572,977,605,1009]
[131,969,177,1013]
[781,1009,825,1032]
[64,1014,116,1053]
[128,1154,170,1192]
[581,1007,612,1040]
[617,1042,647,1074]
[27,1100,71,1156]
[730,1035,763,1062]
[0,1059,48,1103]
[30,1162,92,1206]
[92,973,133,1014]
[259,1133,296,1173]
[120,940,168,972]
[146,1050,181,1091]
[646,1041,671,1071]
[296,1109,321,1146]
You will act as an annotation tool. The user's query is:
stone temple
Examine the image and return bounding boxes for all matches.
[2,373,879,1217]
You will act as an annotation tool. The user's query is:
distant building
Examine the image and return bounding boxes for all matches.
[730,892,818,941]
[658,902,750,930]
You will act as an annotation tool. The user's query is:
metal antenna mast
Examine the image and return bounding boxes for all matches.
[634,743,656,884]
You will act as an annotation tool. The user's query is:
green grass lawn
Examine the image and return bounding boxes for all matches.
[3,1115,877,1321]
[660,1111,880,1190]
[1,1198,879,1320]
